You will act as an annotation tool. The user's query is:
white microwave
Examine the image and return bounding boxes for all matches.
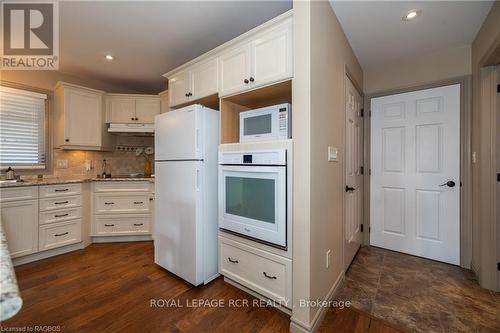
[239,103,291,143]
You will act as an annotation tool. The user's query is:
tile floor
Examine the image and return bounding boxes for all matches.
[336,246,500,333]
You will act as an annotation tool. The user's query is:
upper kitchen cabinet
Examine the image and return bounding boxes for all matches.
[219,44,252,97]
[159,90,170,113]
[105,94,160,124]
[169,58,218,108]
[54,82,113,151]
[163,11,292,105]
[220,18,292,97]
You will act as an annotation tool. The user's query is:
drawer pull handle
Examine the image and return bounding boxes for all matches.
[54,201,69,205]
[54,213,69,218]
[55,188,69,192]
[133,223,143,226]
[55,232,69,237]
[227,257,238,264]
[104,202,114,205]
[133,201,144,204]
[104,224,115,227]
[263,272,277,280]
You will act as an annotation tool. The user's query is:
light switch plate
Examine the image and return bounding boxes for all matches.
[328,146,338,162]
[56,159,68,169]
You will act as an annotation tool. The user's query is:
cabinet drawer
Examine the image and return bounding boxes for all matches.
[0,186,38,202]
[94,214,151,236]
[93,181,151,193]
[94,193,151,214]
[40,183,81,198]
[39,220,82,251]
[39,195,81,211]
[39,207,81,225]
[219,237,291,305]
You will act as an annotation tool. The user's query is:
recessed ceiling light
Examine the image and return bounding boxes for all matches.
[403,9,421,21]
[105,54,114,60]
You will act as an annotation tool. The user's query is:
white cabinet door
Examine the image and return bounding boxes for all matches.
[135,98,160,123]
[190,58,218,100]
[107,96,136,123]
[65,89,102,146]
[1,200,38,258]
[169,71,190,107]
[251,22,292,89]
[370,84,460,265]
[219,44,251,97]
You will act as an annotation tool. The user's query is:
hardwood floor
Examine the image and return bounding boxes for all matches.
[3,242,404,333]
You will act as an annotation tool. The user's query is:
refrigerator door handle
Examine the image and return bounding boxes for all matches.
[195,128,200,154]
[196,169,201,191]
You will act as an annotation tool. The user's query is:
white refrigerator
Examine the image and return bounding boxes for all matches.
[154,104,219,286]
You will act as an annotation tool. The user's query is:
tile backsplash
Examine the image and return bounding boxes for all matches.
[52,136,154,178]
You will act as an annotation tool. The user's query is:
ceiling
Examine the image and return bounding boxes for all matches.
[59,1,292,93]
[330,1,493,68]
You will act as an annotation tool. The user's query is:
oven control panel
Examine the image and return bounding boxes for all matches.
[219,149,287,166]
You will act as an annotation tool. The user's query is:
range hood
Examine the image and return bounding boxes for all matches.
[108,123,154,134]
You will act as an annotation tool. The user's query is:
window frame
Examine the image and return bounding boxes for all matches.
[0,81,52,175]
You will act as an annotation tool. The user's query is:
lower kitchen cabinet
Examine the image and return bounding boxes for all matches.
[94,214,150,236]
[1,199,39,258]
[91,181,153,238]
[39,219,82,251]
[219,236,292,306]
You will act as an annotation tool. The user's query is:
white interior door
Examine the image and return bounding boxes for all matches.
[345,76,363,269]
[370,84,460,265]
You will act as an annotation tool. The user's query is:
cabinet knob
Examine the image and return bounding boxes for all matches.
[249,77,255,82]
[65,139,69,142]
[244,79,249,84]
[135,117,138,121]
[131,117,134,121]
[185,93,189,97]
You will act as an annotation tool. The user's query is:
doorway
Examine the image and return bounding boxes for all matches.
[344,75,364,269]
[370,84,461,265]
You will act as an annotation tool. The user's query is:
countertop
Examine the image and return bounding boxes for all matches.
[0,176,154,188]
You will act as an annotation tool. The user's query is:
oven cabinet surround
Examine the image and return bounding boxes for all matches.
[164,11,293,107]
[105,94,161,124]
[38,183,82,251]
[91,181,153,241]
[217,140,293,310]
[169,58,219,107]
[0,186,39,258]
[54,82,113,151]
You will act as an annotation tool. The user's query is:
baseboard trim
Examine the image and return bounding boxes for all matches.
[13,242,84,266]
[289,272,345,333]
[223,277,292,315]
[91,235,153,243]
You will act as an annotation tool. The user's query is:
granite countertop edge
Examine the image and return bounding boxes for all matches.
[0,177,155,188]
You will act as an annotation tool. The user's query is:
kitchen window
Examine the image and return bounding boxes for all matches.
[0,86,48,169]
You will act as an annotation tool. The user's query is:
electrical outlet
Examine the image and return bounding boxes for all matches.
[326,249,331,269]
[56,159,68,169]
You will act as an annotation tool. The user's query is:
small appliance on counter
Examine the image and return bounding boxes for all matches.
[239,103,291,143]
[154,104,219,286]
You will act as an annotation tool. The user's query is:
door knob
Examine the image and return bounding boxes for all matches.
[439,180,456,187]
[345,186,355,192]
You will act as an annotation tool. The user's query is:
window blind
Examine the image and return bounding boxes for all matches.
[0,86,47,169]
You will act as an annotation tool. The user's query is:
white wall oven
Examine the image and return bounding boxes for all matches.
[239,103,291,143]
[219,149,287,248]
